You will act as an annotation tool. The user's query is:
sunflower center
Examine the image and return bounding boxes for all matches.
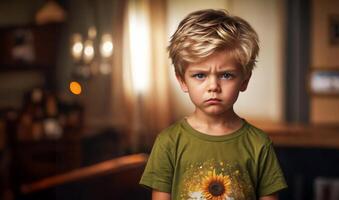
[208,181,225,196]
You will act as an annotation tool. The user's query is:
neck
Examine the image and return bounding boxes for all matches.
[193,108,240,125]
[186,108,244,136]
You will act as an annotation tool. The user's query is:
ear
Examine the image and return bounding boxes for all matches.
[176,74,188,93]
[240,72,252,92]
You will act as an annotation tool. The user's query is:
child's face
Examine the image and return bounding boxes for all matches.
[177,51,251,116]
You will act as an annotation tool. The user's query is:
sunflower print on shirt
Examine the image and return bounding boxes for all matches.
[181,159,255,200]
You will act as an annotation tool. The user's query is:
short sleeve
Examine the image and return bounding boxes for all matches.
[139,134,174,193]
[257,141,288,197]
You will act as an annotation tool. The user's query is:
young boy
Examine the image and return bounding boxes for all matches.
[140,9,287,200]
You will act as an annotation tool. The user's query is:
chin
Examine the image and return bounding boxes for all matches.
[203,108,228,116]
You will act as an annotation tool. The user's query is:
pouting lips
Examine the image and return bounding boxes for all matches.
[204,98,222,103]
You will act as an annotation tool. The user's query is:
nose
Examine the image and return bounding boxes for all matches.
[208,76,221,93]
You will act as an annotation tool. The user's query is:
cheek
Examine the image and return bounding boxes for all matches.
[186,84,205,101]
[191,84,206,96]
[222,83,242,97]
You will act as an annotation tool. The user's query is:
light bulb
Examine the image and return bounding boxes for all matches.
[100,34,113,58]
[88,26,97,39]
[83,39,94,63]
[71,33,83,61]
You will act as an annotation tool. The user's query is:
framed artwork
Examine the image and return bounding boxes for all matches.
[329,15,339,45]
[309,68,339,96]
[12,28,35,63]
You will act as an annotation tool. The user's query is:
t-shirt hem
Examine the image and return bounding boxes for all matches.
[259,182,288,197]
[139,179,171,193]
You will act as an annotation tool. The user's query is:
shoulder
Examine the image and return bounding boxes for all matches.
[243,121,272,147]
[155,119,186,146]
[241,121,276,160]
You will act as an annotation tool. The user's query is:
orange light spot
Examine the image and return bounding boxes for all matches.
[69,81,82,95]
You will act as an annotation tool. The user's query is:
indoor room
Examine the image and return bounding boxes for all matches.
[0,0,338,200]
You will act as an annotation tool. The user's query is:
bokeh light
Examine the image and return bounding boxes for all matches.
[69,81,82,95]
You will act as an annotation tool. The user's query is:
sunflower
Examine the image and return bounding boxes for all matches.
[201,170,232,200]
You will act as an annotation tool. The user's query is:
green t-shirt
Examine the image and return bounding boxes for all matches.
[140,119,287,200]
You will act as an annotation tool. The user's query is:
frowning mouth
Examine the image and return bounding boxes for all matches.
[204,98,222,104]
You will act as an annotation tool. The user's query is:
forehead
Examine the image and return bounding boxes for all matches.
[187,50,240,71]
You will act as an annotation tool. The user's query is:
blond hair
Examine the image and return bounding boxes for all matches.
[168,9,259,79]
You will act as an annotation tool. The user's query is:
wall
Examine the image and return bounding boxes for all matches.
[166,0,286,123]
[310,0,339,124]
[0,0,45,26]
[0,0,45,108]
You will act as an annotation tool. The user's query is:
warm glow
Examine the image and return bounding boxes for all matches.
[100,63,111,75]
[71,34,83,60]
[88,26,97,39]
[128,0,151,93]
[83,40,94,63]
[100,34,113,58]
[69,81,82,95]
[73,43,83,54]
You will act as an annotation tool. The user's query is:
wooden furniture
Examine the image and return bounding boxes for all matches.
[252,121,339,149]
[13,136,82,183]
[251,121,339,200]
[19,154,150,200]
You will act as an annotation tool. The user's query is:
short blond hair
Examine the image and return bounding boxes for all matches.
[168,9,259,79]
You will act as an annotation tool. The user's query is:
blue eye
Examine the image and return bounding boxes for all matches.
[221,73,233,79]
[193,73,205,79]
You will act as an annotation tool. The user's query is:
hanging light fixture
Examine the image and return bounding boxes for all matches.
[70,26,113,79]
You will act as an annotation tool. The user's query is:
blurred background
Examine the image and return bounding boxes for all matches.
[0,0,338,199]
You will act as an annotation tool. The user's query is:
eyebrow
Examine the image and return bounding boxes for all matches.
[186,69,209,73]
[187,68,239,73]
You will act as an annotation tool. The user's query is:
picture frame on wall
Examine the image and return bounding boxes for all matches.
[12,28,35,63]
[329,15,339,45]
[309,68,339,96]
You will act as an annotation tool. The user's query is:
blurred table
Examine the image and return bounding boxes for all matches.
[250,121,339,149]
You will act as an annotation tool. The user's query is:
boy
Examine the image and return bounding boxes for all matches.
[140,9,287,200]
